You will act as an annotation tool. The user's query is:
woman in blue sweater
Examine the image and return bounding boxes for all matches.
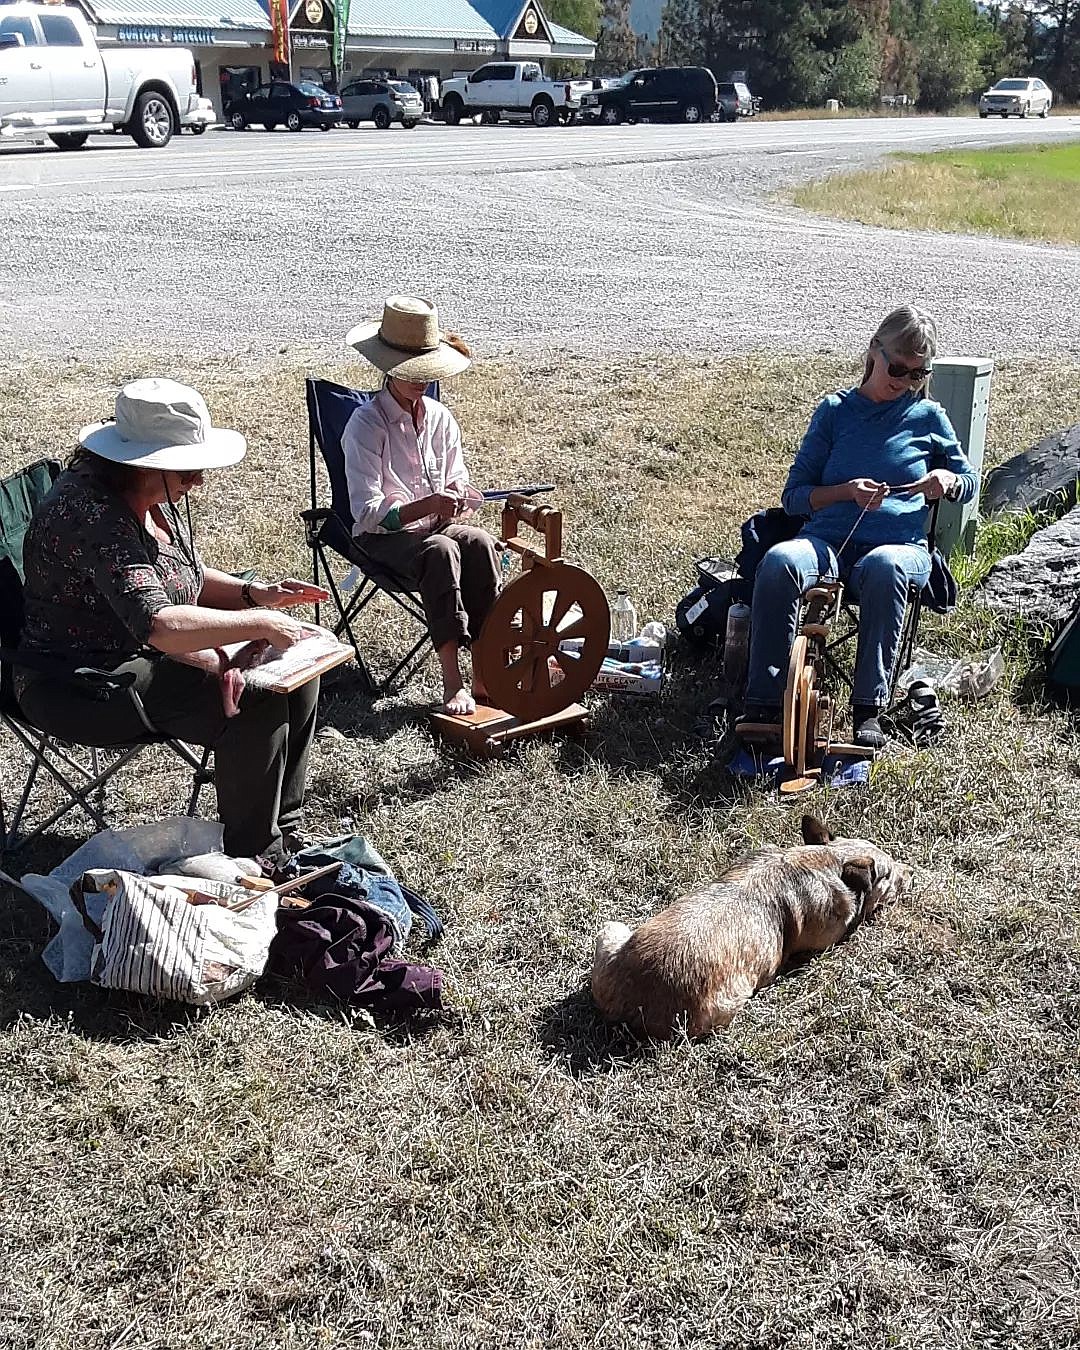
[742,306,978,749]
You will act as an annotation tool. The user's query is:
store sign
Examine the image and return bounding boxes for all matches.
[522,7,538,34]
[117,25,216,43]
[304,0,323,22]
[293,32,328,46]
[453,38,496,52]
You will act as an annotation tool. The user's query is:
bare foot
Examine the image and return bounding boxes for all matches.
[443,685,476,717]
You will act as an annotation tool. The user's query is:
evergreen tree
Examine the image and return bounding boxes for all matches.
[548,0,604,39]
[596,0,640,71]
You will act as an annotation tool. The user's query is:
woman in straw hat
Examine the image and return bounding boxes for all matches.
[343,296,501,717]
[739,305,977,750]
[16,378,329,861]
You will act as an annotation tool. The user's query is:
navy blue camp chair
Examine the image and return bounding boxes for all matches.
[302,378,437,695]
[302,377,554,697]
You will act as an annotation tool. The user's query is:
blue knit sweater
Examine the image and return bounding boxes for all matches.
[781,388,978,549]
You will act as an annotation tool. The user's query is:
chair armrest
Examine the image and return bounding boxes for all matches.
[300,508,333,523]
[0,647,137,701]
[73,666,137,696]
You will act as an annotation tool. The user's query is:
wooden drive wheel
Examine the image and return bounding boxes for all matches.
[473,562,610,720]
[782,633,831,777]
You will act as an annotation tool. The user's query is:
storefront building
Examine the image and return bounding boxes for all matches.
[78,0,595,116]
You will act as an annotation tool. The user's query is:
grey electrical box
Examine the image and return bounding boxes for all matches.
[931,357,994,557]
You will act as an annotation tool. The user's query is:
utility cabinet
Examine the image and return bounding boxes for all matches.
[931,357,994,557]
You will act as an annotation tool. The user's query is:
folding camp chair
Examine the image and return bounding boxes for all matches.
[302,377,555,697]
[0,459,213,854]
[302,378,437,696]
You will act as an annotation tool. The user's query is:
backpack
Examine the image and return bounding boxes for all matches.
[675,559,747,646]
[1047,599,1080,703]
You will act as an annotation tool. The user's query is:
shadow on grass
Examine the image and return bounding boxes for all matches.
[534,984,658,1076]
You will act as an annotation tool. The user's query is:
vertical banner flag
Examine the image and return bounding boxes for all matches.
[333,0,350,88]
[271,0,290,69]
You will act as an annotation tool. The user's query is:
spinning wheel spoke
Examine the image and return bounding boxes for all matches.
[546,588,577,633]
[552,616,588,642]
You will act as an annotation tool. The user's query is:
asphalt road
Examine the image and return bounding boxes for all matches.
[2,116,1078,362]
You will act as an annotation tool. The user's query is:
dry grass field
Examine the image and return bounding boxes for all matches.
[2,351,1080,1349]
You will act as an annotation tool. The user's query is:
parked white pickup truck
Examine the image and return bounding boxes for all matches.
[440,61,586,128]
[0,2,198,149]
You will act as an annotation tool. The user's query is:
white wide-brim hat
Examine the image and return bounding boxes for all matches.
[346,295,471,382]
[79,378,247,471]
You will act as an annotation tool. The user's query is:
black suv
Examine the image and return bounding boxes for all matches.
[585,66,718,125]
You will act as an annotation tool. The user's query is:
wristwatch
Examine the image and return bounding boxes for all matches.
[241,580,259,607]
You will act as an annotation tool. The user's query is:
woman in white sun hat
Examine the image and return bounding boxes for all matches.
[16,378,328,861]
[343,295,501,717]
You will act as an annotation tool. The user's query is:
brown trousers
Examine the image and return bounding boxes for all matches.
[358,523,501,649]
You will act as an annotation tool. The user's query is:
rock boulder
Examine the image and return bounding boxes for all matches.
[980,503,1080,626]
[982,423,1080,518]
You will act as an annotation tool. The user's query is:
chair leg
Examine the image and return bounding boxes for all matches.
[3,737,146,852]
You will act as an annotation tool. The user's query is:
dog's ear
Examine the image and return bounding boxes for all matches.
[801,815,833,846]
[841,857,876,901]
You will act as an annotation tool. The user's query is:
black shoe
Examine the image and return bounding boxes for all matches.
[852,705,886,750]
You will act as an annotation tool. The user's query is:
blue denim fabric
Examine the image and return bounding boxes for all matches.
[745,533,931,709]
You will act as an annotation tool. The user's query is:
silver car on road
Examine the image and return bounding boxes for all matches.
[340,79,423,129]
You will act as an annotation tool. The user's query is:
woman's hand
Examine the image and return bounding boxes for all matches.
[257,612,307,651]
[250,578,330,609]
[894,470,958,502]
[426,491,467,522]
[847,478,890,510]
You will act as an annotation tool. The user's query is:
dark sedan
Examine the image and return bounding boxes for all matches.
[225,80,342,132]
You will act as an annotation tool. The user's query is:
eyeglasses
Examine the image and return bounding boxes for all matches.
[878,344,932,383]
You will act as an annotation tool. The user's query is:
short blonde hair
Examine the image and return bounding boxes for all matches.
[862,305,939,391]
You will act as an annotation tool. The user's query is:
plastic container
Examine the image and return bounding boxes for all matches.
[723,602,751,692]
[610,591,638,643]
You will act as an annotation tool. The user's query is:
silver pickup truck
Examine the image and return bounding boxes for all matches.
[0,1,198,148]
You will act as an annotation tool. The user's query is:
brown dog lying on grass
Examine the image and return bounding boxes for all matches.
[591,815,912,1040]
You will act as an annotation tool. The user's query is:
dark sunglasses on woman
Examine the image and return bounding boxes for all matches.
[878,343,933,382]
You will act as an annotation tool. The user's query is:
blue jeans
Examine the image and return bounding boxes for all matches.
[745,534,931,710]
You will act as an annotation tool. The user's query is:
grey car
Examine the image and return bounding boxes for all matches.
[340,78,422,129]
[715,80,756,122]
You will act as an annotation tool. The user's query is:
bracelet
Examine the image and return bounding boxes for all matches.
[241,581,258,608]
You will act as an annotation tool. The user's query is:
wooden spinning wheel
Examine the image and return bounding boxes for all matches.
[474,562,610,720]
[738,581,864,791]
[431,494,611,753]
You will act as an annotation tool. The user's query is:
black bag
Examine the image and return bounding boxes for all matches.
[675,558,747,647]
[1047,598,1080,703]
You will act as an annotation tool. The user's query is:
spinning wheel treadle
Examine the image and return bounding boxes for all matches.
[474,562,609,721]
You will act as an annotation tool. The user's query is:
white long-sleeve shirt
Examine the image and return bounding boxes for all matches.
[342,387,476,534]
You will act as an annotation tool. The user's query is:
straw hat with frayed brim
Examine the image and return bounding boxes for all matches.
[79,377,246,471]
[346,296,472,382]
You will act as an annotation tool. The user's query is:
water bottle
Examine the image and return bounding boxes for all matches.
[610,591,637,643]
[723,602,751,692]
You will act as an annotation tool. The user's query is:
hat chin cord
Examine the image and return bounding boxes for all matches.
[160,471,198,570]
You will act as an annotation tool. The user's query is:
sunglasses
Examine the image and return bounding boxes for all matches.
[878,344,932,383]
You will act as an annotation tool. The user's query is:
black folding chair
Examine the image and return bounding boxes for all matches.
[301,377,556,696]
[0,459,213,854]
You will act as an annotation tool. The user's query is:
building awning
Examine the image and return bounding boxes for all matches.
[85,0,270,29]
[343,0,499,41]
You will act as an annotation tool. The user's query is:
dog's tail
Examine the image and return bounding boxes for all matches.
[590,921,633,1017]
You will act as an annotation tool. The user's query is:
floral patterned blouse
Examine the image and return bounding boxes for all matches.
[17,460,205,676]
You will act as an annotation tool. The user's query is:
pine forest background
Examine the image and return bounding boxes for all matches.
[547,0,1080,112]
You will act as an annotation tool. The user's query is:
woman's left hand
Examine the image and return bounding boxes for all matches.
[249,578,331,609]
[896,470,958,502]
